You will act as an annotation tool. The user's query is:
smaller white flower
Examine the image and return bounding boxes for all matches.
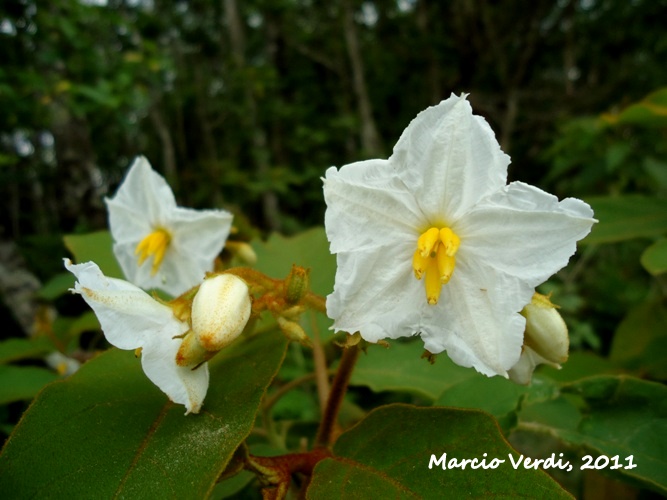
[45,351,81,376]
[106,156,233,296]
[65,258,208,414]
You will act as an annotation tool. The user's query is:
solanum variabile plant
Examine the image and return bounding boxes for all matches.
[16,94,667,500]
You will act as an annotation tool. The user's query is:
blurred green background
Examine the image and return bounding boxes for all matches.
[1,2,666,496]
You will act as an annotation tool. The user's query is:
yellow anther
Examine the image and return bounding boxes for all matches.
[436,246,456,284]
[418,227,441,258]
[412,249,429,280]
[135,228,172,275]
[413,226,461,305]
[424,258,441,305]
[439,227,460,257]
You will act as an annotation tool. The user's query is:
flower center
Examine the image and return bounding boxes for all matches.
[412,226,460,305]
[135,227,172,275]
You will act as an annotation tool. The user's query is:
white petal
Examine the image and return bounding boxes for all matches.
[323,161,425,253]
[169,207,233,274]
[327,241,422,338]
[392,94,509,222]
[419,257,529,376]
[140,333,209,415]
[65,259,184,350]
[105,156,177,244]
[458,182,595,286]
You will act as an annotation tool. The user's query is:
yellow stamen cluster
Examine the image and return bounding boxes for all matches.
[135,228,172,275]
[412,227,460,305]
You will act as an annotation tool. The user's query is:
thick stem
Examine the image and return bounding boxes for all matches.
[245,448,332,499]
[314,344,360,449]
[303,291,327,314]
[223,267,278,290]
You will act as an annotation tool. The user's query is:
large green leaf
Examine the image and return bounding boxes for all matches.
[0,365,60,405]
[0,331,288,498]
[351,339,475,401]
[434,375,535,433]
[307,405,570,498]
[63,230,123,278]
[640,238,667,275]
[609,301,667,379]
[519,376,667,495]
[433,352,622,434]
[0,337,54,364]
[583,196,667,244]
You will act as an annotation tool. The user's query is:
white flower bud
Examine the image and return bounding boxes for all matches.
[192,274,252,352]
[521,293,569,365]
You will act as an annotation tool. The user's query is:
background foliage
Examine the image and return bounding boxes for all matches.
[0,0,666,498]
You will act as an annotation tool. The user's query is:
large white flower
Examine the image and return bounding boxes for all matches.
[65,259,208,414]
[323,94,595,377]
[106,156,233,296]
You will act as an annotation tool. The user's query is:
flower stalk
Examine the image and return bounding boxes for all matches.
[314,342,360,449]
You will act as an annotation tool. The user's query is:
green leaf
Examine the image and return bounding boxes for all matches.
[434,375,535,433]
[643,157,667,190]
[432,364,607,435]
[609,301,667,379]
[49,313,101,350]
[538,351,621,382]
[520,376,667,495]
[351,340,475,401]
[0,366,59,405]
[583,196,667,244]
[252,226,335,297]
[307,405,570,498]
[640,238,667,275]
[605,88,667,128]
[37,272,76,300]
[0,331,288,498]
[63,230,123,278]
[0,337,54,364]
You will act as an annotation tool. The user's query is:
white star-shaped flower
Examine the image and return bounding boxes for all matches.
[106,156,233,296]
[65,259,208,414]
[323,94,595,377]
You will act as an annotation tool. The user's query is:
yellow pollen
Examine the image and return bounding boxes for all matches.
[412,226,460,305]
[135,228,172,275]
